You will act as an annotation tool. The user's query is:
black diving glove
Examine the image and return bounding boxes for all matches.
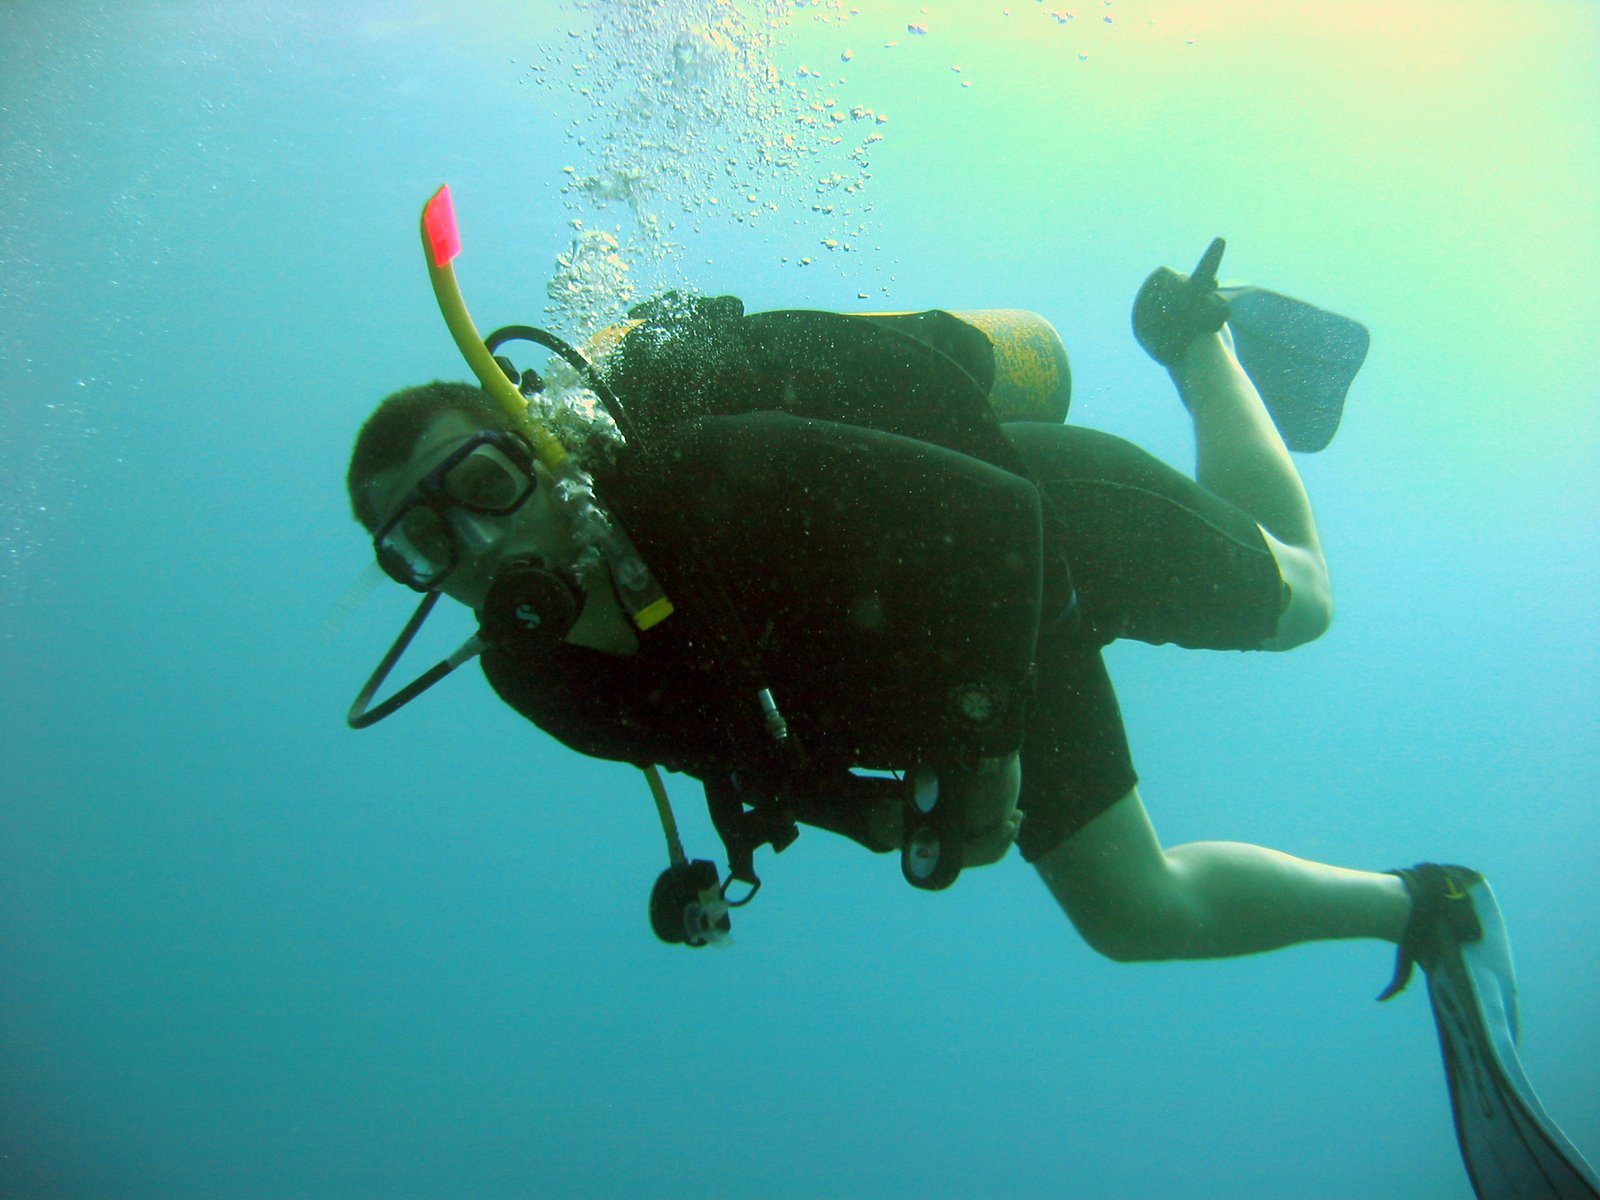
[1131,236,1231,368]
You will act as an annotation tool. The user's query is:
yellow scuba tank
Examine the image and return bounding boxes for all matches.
[855,308,1071,425]
[945,309,1071,424]
[586,304,1071,430]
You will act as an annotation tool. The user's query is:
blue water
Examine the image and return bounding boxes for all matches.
[3,4,1597,1198]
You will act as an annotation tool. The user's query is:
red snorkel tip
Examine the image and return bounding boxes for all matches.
[423,184,461,268]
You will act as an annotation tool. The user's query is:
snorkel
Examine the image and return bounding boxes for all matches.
[420,187,570,471]
[348,186,676,730]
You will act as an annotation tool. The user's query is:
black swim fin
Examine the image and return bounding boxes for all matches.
[1402,874,1600,1199]
[1219,285,1371,453]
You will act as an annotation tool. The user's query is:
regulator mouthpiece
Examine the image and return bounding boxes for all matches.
[649,860,732,948]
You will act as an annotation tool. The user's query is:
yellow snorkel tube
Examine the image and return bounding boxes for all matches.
[421,185,568,468]
[419,184,672,631]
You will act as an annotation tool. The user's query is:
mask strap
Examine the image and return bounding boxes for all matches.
[347,591,483,729]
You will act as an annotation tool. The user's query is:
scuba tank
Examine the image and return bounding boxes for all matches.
[854,308,1072,425]
[588,301,1071,436]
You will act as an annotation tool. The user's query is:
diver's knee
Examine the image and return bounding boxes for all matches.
[1035,790,1190,961]
[1073,900,1210,962]
[1260,533,1332,651]
[1073,916,1172,964]
[1264,585,1332,651]
[1041,863,1199,963]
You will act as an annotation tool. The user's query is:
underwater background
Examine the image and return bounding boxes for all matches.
[2,2,1596,1197]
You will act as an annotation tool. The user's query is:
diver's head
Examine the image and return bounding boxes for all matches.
[348,381,573,611]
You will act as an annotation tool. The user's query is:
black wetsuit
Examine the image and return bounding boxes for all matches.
[482,304,1284,862]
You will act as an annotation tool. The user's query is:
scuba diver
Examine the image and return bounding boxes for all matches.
[343,187,1598,1199]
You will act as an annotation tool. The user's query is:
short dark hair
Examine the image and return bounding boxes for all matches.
[346,381,513,530]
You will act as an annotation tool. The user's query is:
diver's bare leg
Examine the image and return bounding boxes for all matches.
[1173,331,1331,647]
[1034,787,1410,962]
[1175,330,1320,551]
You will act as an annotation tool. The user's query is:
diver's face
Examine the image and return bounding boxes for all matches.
[368,411,571,611]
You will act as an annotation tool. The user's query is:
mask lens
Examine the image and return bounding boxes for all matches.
[379,505,454,588]
[444,445,531,513]
[372,434,535,591]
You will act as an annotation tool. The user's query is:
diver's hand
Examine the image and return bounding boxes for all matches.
[1132,236,1231,368]
[957,753,1022,868]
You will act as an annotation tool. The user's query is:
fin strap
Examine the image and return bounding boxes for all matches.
[1378,864,1485,1002]
[1378,942,1419,1003]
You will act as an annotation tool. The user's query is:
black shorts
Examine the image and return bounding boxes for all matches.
[1003,422,1286,860]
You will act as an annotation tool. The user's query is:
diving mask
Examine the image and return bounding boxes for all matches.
[373,429,537,590]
